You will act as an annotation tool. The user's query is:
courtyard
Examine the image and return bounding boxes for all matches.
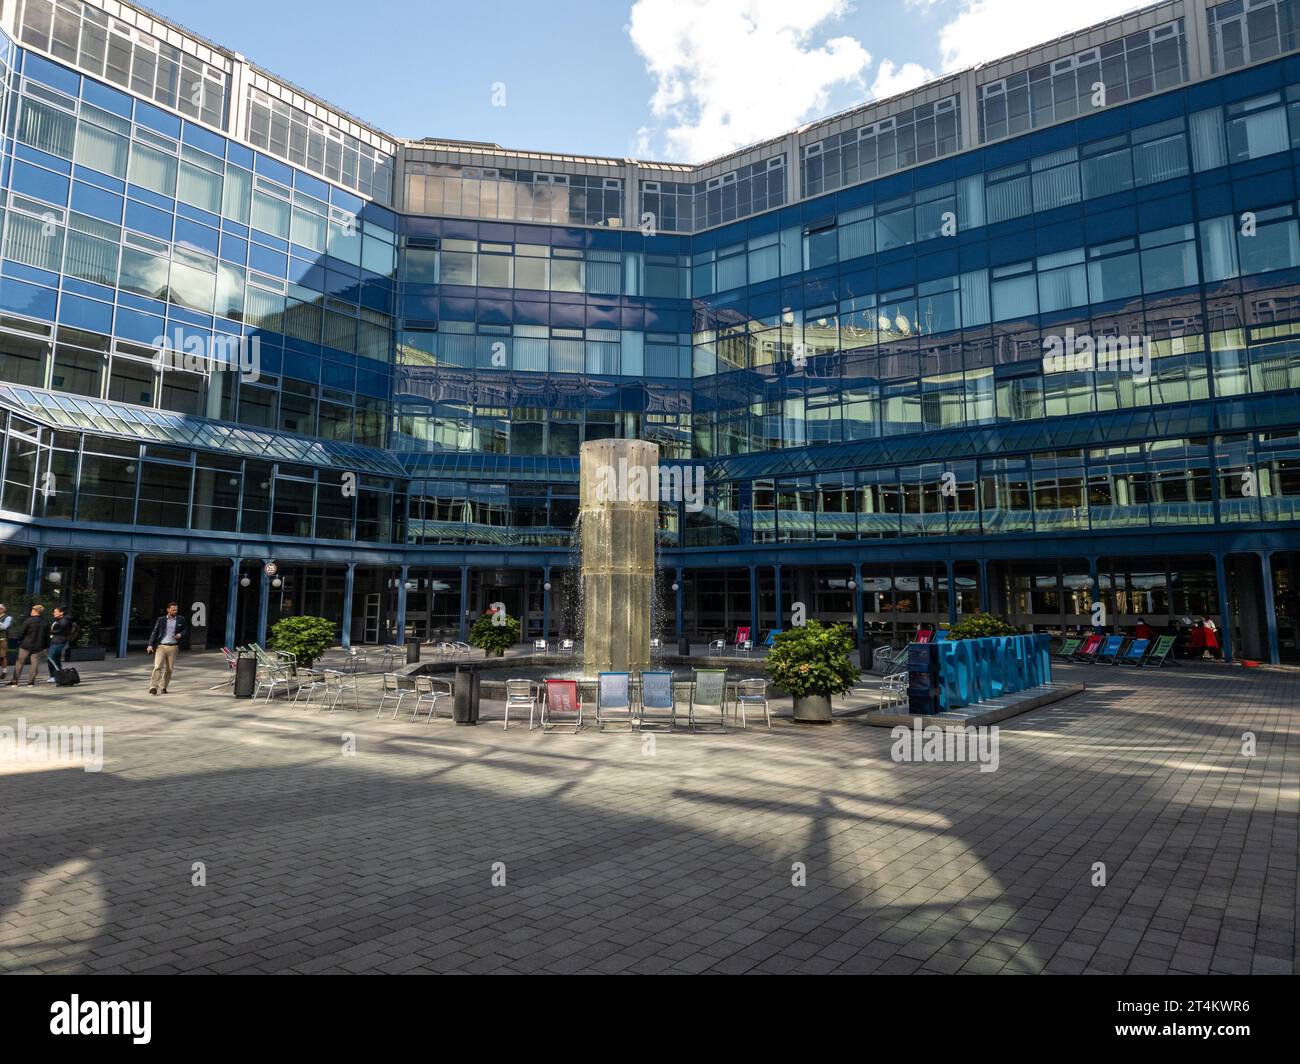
[0,654,1294,975]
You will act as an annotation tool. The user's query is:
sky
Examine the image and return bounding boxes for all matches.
[153,0,1148,163]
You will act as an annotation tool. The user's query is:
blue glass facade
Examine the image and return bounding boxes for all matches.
[1,0,1299,663]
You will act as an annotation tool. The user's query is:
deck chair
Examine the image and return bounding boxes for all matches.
[638,670,676,730]
[1142,634,1179,667]
[762,630,782,650]
[596,672,634,730]
[915,628,934,644]
[936,629,950,641]
[1116,637,1149,665]
[1072,634,1105,662]
[689,669,728,733]
[541,678,582,732]
[210,646,240,690]
[733,626,751,651]
[1095,635,1127,664]
[1055,636,1083,660]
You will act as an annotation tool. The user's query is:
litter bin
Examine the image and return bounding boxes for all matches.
[406,639,420,664]
[453,664,480,725]
[233,652,257,698]
[677,636,690,657]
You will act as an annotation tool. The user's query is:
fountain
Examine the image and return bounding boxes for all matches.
[578,438,658,675]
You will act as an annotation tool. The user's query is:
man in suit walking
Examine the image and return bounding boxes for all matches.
[147,602,188,695]
[8,605,51,686]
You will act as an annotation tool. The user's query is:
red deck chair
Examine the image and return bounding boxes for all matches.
[542,678,583,732]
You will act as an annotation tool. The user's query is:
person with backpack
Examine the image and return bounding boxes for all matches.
[8,604,51,687]
[46,607,78,683]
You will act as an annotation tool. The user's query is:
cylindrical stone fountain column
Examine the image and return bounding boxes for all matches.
[579,439,659,676]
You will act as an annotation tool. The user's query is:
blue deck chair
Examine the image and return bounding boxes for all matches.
[762,629,782,650]
[1095,634,1126,663]
[1115,637,1149,666]
[596,671,634,730]
[638,670,675,730]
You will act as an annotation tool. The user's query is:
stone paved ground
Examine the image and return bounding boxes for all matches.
[0,652,1294,974]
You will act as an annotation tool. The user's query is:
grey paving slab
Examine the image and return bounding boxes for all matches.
[0,653,1294,974]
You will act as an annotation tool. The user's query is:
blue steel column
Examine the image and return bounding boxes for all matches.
[395,564,409,643]
[458,565,470,643]
[978,558,990,613]
[256,564,270,648]
[339,562,355,648]
[946,559,957,626]
[674,567,684,640]
[27,546,47,595]
[1213,552,1233,664]
[117,551,136,658]
[1088,556,1101,629]
[542,565,551,641]
[748,565,758,640]
[773,563,783,630]
[853,562,865,652]
[224,558,240,650]
[1259,551,1280,665]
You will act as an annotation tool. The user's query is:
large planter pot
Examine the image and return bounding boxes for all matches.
[792,693,832,723]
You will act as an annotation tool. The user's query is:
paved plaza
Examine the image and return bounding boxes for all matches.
[0,653,1295,975]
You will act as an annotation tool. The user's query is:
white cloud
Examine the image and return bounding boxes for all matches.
[938,0,1143,72]
[628,0,871,162]
[870,59,934,101]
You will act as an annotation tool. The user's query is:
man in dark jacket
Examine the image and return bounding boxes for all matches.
[146,602,188,695]
[46,607,78,682]
[8,605,51,686]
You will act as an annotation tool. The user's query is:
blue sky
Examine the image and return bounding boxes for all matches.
[155,0,1141,163]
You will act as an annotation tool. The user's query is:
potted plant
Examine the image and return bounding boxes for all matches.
[64,585,106,661]
[269,615,336,670]
[468,607,520,658]
[765,620,860,724]
[947,612,1018,640]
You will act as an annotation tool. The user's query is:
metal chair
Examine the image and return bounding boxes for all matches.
[689,669,728,732]
[376,673,408,719]
[253,655,293,701]
[707,638,726,654]
[342,646,368,673]
[321,669,358,712]
[541,678,582,732]
[881,671,908,705]
[292,667,328,709]
[734,678,770,729]
[532,639,549,655]
[558,639,577,655]
[596,672,634,730]
[412,675,453,722]
[503,679,539,731]
[638,670,676,730]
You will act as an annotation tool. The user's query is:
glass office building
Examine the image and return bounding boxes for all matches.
[0,0,1298,662]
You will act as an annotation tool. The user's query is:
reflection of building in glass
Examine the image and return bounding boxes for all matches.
[1,0,1299,666]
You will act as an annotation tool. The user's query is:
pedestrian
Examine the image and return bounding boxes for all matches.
[8,604,51,686]
[1201,615,1221,661]
[146,602,188,695]
[46,607,78,683]
[0,603,12,680]
[1134,617,1155,641]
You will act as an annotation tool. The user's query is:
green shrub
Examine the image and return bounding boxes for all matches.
[269,615,336,668]
[468,608,521,657]
[947,612,1018,640]
[764,620,860,699]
